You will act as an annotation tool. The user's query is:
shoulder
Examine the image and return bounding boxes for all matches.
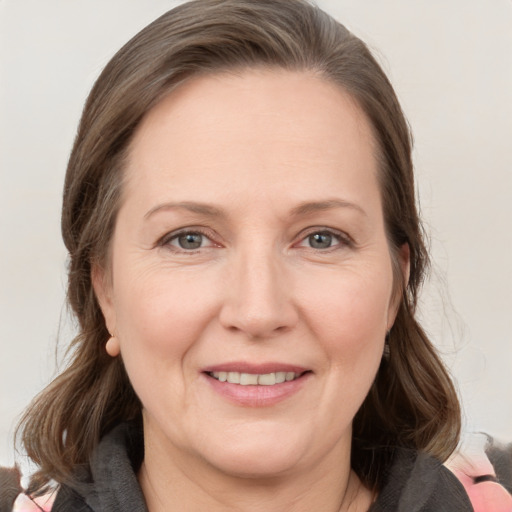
[445,434,512,512]
[372,448,473,511]
[52,421,146,512]
[372,436,512,512]
[10,483,89,512]
[12,492,56,512]
[10,422,145,512]
[50,485,92,512]
[1,466,55,512]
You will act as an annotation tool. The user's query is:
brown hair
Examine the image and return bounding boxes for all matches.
[18,0,460,493]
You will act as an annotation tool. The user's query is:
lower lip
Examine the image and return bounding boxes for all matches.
[203,372,311,407]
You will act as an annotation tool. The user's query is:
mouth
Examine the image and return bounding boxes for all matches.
[202,365,312,406]
[207,370,307,386]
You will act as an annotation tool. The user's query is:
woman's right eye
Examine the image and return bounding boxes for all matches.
[174,232,204,250]
[161,230,216,251]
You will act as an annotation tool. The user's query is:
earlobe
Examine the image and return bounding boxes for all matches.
[91,264,117,339]
[105,335,121,357]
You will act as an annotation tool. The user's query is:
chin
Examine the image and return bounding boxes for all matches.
[209,449,302,480]
[198,426,310,479]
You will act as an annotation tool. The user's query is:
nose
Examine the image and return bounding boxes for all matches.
[219,248,299,339]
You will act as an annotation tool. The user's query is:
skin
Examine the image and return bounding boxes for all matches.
[94,69,409,512]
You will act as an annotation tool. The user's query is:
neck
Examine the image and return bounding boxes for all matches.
[138,435,373,512]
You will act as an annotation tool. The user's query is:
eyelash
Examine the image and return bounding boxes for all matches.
[157,227,353,253]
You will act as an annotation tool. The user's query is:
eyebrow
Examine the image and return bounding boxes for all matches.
[144,201,226,220]
[144,198,367,221]
[289,199,367,218]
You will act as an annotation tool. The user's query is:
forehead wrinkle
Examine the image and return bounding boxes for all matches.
[144,201,226,220]
[289,199,368,218]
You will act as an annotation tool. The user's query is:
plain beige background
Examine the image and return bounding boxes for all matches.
[1,0,511,468]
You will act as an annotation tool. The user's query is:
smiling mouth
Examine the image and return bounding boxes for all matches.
[207,371,308,386]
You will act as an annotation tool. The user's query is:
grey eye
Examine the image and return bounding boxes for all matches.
[308,232,333,249]
[177,233,203,250]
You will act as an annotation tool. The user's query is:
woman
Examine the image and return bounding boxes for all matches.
[11,0,500,510]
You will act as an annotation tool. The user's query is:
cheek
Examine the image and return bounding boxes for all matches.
[301,265,393,348]
[298,263,391,400]
[289,266,391,446]
[111,267,219,393]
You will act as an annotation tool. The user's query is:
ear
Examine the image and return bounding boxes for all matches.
[398,242,411,289]
[387,243,410,329]
[91,263,120,356]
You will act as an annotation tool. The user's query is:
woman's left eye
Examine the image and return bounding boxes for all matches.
[297,230,347,250]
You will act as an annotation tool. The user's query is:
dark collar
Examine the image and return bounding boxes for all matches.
[55,422,472,512]
[371,447,473,511]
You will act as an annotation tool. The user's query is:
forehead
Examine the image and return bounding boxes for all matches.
[124,69,379,210]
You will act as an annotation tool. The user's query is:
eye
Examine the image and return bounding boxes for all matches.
[307,232,335,249]
[297,229,349,250]
[161,229,217,251]
[175,232,204,250]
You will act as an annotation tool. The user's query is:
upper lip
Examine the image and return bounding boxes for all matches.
[202,362,310,374]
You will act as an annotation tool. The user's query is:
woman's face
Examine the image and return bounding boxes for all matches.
[95,69,405,479]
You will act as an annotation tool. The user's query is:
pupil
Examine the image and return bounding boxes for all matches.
[309,233,332,249]
[179,233,202,249]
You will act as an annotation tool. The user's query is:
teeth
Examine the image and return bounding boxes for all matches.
[275,372,286,383]
[258,373,276,385]
[227,372,240,384]
[240,373,259,385]
[211,371,301,385]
